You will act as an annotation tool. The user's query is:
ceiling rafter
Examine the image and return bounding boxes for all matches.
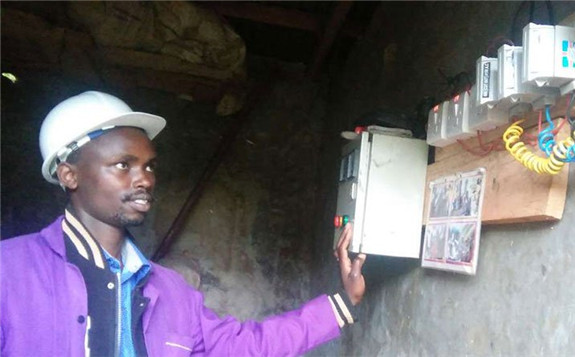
[200,1,363,38]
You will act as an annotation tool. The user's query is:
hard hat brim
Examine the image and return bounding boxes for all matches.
[41,112,166,184]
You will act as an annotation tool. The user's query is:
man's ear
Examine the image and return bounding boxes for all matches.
[56,162,78,190]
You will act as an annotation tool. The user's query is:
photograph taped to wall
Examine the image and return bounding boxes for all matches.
[429,171,484,219]
[422,168,486,275]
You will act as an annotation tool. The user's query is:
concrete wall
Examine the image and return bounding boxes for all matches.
[310,2,575,356]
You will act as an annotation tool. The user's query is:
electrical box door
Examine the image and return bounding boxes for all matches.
[333,131,429,258]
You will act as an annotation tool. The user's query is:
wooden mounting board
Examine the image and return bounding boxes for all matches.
[423,97,573,225]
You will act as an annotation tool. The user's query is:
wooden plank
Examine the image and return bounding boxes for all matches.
[308,1,353,78]
[423,99,573,225]
[203,2,321,33]
[103,66,226,103]
[202,2,364,38]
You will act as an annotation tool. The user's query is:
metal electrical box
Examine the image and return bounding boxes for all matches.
[333,130,429,258]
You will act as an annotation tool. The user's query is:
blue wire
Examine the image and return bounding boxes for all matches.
[538,106,555,157]
[565,146,575,162]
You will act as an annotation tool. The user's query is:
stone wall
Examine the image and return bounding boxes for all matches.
[155,68,330,318]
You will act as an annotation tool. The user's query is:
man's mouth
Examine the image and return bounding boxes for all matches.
[124,193,154,213]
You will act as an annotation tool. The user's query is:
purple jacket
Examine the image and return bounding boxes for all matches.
[0,217,341,356]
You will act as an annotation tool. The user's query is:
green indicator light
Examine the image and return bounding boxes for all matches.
[342,215,349,226]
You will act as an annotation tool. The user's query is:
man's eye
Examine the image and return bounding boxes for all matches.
[115,162,128,170]
[145,165,155,173]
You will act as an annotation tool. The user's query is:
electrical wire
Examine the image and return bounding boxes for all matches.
[521,112,541,146]
[536,106,573,160]
[545,0,556,26]
[457,138,492,157]
[503,120,575,175]
[566,91,575,139]
[538,106,555,156]
[485,36,514,57]
[510,0,555,43]
[477,130,494,153]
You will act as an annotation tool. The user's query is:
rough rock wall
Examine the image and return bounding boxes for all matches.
[68,1,246,81]
[148,64,329,319]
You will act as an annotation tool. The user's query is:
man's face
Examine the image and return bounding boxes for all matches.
[68,127,157,228]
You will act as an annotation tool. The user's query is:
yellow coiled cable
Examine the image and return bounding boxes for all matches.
[502,120,574,175]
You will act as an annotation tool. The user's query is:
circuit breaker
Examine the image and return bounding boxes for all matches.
[426,101,454,147]
[445,91,474,140]
[468,84,509,131]
[476,56,499,105]
[523,23,575,89]
[333,130,428,258]
[498,44,558,110]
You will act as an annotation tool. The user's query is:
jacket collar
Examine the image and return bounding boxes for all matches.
[40,213,110,270]
[41,215,67,258]
[62,209,107,269]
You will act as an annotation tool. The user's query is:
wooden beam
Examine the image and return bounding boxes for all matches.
[203,2,320,34]
[308,0,353,78]
[201,1,363,38]
[102,66,225,103]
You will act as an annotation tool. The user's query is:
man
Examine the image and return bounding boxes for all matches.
[0,91,366,356]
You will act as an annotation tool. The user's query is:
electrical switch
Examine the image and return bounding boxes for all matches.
[333,215,350,228]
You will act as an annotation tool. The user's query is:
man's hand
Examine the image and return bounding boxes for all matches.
[334,223,366,305]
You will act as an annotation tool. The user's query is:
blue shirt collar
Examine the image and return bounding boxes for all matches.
[103,238,151,284]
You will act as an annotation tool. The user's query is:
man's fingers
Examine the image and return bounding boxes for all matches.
[350,253,366,278]
[336,223,352,251]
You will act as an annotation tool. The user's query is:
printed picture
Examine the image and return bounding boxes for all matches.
[449,175,483,218]
[429,182,451,218]
[423,224,447,260]
[422,168,486,275]
[429,173,483,218]
[446,222,476,263]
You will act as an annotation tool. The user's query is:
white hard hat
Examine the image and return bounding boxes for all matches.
[39,91,166,184]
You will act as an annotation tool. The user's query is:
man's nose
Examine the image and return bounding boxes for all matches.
[133,168,155,190]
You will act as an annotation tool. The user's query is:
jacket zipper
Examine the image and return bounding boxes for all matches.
[84,316,92,357]
[115,272,121,357]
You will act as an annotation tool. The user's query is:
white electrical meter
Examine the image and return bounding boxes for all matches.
[426,101,454,147]
[476,56,499,105]
[523,23,575,89]
[445,90,474,140]
[333,130,428,258]
[523,23,555,86]
[468,83,509,131]
[498,44,558,110]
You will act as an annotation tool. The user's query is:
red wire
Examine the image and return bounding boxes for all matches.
[477,130,494,152]
[457,138,491,157]
[461,110,566,157]
[522,111,542,146]
[552,117,567,135]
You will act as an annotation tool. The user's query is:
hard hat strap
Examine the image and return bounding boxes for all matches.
[50,125,117,178]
